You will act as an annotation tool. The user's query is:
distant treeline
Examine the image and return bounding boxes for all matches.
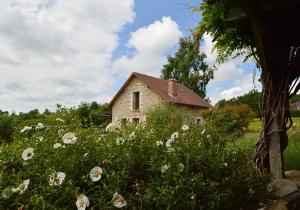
[216,90,300,118]
[0,101,111,143]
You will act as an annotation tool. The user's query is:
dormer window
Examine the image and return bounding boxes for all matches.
[132,91,140,111]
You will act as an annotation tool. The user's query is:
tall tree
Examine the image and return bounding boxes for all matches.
[161,37,213,98]
[195,0,300,178]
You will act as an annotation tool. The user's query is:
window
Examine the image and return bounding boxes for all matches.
[132,91,140,111]
[132,118,139,126]
[196,117,204,125]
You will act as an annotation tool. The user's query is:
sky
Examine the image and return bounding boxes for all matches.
[0,0,260,113]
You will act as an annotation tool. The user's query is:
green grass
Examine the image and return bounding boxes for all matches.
[235,131,300,170]
[248,117,300,132]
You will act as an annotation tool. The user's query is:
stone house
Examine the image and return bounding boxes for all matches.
[109,72,213,125]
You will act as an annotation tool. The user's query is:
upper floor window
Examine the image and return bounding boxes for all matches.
[132,91,140,111]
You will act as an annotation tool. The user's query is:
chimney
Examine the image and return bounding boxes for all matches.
[168,80,177,97]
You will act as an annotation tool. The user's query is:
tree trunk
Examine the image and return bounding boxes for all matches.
[254,73,289,178]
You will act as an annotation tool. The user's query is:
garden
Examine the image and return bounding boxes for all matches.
[0,104,274,210]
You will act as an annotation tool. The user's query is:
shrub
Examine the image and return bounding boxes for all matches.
[290,110,300,117]
[202,104,255,138]
[0,106,269,210]
[0,115,14,143]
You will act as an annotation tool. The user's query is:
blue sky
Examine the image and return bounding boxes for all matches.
[0,0,260,112]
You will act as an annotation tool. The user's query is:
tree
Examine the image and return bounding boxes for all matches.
[216,90,262,118]
[195,0,300,178]
[161,37,213,98]
[77,103,91,128]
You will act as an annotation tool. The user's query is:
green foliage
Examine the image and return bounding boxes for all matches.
[77,103,91,128]
[290,94,300,103]
[0,115,14,142]
[195,0,256,64]
[0,105,269,210]
[216,90,262,118]
[290,110,300,118]
[161,37,213,98]
[202,104,255,138]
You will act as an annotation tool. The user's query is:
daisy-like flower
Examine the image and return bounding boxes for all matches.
[112,192,127,208]
[56,118,65,123]
[22,148,34,161]
[12,179,30,194]
[53,143,62,149]
[181,124,189,131]
[62,132,77,144]
[170,131,179,139]
[36,122,45,129]
[166,138,174,148]
[20,126,32,133]
[76,194,90,210]
[116,137,125,145]
[161,164,170,173]
[49,172,66,186]
[89,166,103,182]
[156,141,163,146]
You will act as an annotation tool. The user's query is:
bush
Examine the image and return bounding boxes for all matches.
[290,110,300,117]
[0,106,269,210]
[0,115,14,142]
[202,104,255,139]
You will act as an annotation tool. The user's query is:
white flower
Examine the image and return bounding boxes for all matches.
[161,164,170,173]
[89,166,103,182]
[112,192,127,208]
[62,132,77,144]
[49,172,65,186]
[12,179,30,194]
[56,118,65,123]
[53,143,62,149]
[129,131,135,138]
[83,153,88,157]
[105,122,120,132]
[20,126,32,133]
[156,141,163,146]
[36,122,45,129]
[22,148,34,161]
[170,131,179,139]
[116,137,125,145]
[76,194,90,210]
[166,138,174,148]
[181,124,189,131]
[178,163,184,172]
[201,129,206,135]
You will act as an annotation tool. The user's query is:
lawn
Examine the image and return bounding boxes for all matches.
[248,117,300,132]
[236,118,300,170]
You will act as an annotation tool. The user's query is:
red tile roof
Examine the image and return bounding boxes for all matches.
[109,72,213,108]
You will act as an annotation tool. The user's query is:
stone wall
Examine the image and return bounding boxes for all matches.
[111,76,208,124]
[111,77,162,122]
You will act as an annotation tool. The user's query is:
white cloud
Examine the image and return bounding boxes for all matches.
[209,61,244,85]
[112,16,182,77]
[209,74,258,104]
[202,33,260,104]
[0,0,135,112]
[201,33,217,63]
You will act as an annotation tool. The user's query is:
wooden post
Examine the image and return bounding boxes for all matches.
[269,120,284,179]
